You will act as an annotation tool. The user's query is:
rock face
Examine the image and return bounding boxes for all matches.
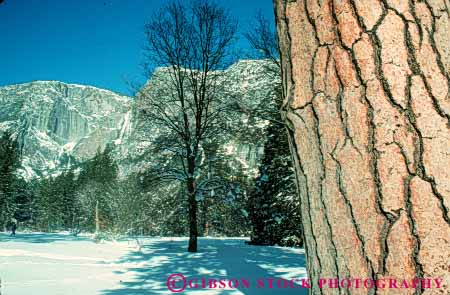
[0,81,131,178]
[117,59,278,176]
[274,0,450,294]
[0,60,277,179]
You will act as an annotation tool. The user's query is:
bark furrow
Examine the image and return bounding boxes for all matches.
[275,0,450,294]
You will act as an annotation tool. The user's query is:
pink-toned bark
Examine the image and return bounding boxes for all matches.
[275,0,450,294]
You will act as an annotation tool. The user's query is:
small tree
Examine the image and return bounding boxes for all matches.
[139,0,237,252]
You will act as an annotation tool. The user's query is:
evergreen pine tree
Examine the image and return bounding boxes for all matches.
[36,176,63,231]
[0,131,22,231]
[55,170,78,230]
[12,177,33,225]
[77,144,118,232]
[247,121,303,246]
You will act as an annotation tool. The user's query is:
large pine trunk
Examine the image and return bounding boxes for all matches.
[274,0,450,294]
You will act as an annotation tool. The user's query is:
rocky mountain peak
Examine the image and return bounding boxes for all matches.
[0,81,132,178]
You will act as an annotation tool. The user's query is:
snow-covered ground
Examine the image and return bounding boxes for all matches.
[0,233,307,295]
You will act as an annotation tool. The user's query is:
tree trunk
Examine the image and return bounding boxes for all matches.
[202,199,209,237]
[187,178,198,252]
[274,0,450,294]
[187,156,198,252]
[204,220,209,237]
[95,200,100,234]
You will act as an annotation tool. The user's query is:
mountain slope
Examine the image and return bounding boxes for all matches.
[0,81,131,178]
[0,60,279,179]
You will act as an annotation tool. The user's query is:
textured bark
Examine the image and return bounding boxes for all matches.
[274,0,450,294]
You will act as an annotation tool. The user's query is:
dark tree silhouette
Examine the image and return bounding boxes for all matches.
[139,0,237,252]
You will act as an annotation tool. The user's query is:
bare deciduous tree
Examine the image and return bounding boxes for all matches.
[244,11,280,70]
[138,0,237,252]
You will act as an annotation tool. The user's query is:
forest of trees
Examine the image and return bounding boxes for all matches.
[2,0,449,292]
[0,1,303,252]
[0,131,29,231]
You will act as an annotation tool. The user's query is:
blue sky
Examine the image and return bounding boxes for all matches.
[0,0,275,95]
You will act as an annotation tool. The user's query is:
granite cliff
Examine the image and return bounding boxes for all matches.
[0,81,131,178]
[0,60,278,179]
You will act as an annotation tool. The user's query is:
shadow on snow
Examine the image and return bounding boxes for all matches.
[100,238,308,295]
[0,232,91,244]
